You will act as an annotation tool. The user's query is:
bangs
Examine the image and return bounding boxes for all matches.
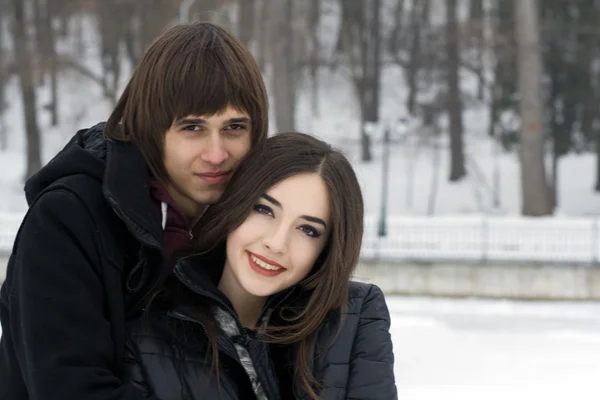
[106,22,268,182]
[158,36,263,125]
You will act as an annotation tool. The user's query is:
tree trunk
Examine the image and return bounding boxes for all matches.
[551,144,558,209]
[31,0,45,86]
[98,0,123,104]
[387,0,405,55]
[514,0,552,215]
[595,134,600,191]
[357,0,380,162]
[11,0,42,179]
[469,0,485,100]
[309,0,320,117]
[406,0,424,115]
[362,0,381,124]
[237,0,255,46]
[0,9,6,150]
[270,0,295,131]
[256,0,270,71]
[41,0,58,126]
[446,0,466,181]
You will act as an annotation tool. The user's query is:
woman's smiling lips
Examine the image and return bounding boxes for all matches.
[247,251,286,277]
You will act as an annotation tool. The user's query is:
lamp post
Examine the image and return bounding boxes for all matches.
[179,0,196,23]
[378,125,390,237]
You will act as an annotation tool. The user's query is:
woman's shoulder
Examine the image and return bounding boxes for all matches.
[316,282,389,330]
[347,281,387,311]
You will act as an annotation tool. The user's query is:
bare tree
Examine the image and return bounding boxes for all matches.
[308,0,320,116]
[270,0,296,131]
[336,0,382,161]
[446,0,466,181]
[97,0,123,105]
[468,0,485,100]
[237,0,255,46]
[405,0,429,115]
[514,0,553,215]
[255,0,270,71]
[10,0,42,179]
[32,0,59,125]
[0,2,7,150]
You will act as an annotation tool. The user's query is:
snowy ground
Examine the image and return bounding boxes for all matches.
[1,295,599,399]
[390,296,600,400]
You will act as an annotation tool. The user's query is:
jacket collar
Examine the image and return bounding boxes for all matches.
[172,256,300,327]
[103,138,164,251]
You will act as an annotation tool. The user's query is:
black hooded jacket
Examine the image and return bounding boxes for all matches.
[0,124,169,400]
[125,261,398,400]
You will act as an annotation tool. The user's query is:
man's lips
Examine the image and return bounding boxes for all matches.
[195,170,230,184]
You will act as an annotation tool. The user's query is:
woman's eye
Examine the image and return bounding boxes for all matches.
[253,204,273,216]
[300,225,321,238]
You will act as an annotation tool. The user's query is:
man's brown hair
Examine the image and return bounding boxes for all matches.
[104,22,268,182]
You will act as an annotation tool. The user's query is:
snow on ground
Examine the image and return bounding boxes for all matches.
[1,294,599,399]
[390,296,600,400]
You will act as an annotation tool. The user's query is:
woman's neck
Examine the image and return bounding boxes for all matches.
[218,266,266,329]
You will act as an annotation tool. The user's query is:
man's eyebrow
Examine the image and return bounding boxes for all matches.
[174,117,206,126]
[261,194,327,228]
[227,117,251,124]
[173,117,251,126]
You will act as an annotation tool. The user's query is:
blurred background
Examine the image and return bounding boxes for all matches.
[0,0,599,399]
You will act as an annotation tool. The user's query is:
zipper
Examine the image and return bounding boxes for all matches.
[174,265,297,400]
[167,310,240,362]
[107,195,168,310]
[107,196,163,251]
[174,266,246,331]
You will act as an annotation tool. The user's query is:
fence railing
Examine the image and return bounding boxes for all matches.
[2,212,600,264]
[360,215,600,264]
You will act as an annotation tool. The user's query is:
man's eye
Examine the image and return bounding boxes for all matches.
[227,124,246,131]
[183,125,201,131]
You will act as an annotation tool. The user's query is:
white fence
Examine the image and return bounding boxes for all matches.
[2,212,600,264]
[360,215,600,264]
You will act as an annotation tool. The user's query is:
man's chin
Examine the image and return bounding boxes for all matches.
[192,192,224,207]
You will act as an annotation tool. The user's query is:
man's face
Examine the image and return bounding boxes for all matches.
[163,105,252,219]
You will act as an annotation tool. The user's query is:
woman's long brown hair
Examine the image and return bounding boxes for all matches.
[187,132,365,398]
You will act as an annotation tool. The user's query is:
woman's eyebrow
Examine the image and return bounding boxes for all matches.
[261,194,327,228]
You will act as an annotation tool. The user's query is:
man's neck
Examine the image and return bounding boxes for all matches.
[218,266,266,329]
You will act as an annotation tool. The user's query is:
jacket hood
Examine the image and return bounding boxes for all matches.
[24,123,108,205]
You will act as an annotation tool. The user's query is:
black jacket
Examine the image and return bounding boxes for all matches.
[0,124,169,400]
[125,261,397,399]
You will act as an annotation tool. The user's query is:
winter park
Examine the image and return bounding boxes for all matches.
[1,0,600,399]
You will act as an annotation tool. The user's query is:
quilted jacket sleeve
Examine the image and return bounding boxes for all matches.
[346,285,397,399]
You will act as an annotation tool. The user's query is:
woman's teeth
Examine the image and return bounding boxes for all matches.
[251,254,282,271]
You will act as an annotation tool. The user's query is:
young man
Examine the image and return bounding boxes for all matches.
[0,22,269,399]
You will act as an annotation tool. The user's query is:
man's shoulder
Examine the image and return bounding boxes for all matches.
[33,173,109,215]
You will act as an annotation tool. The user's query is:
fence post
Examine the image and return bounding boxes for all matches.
[481,216,488,264]
[592,217,599,266]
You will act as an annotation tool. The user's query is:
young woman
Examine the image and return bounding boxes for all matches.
[124,133,396,399]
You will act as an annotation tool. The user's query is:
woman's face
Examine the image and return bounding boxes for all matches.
[223,173,331,298]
